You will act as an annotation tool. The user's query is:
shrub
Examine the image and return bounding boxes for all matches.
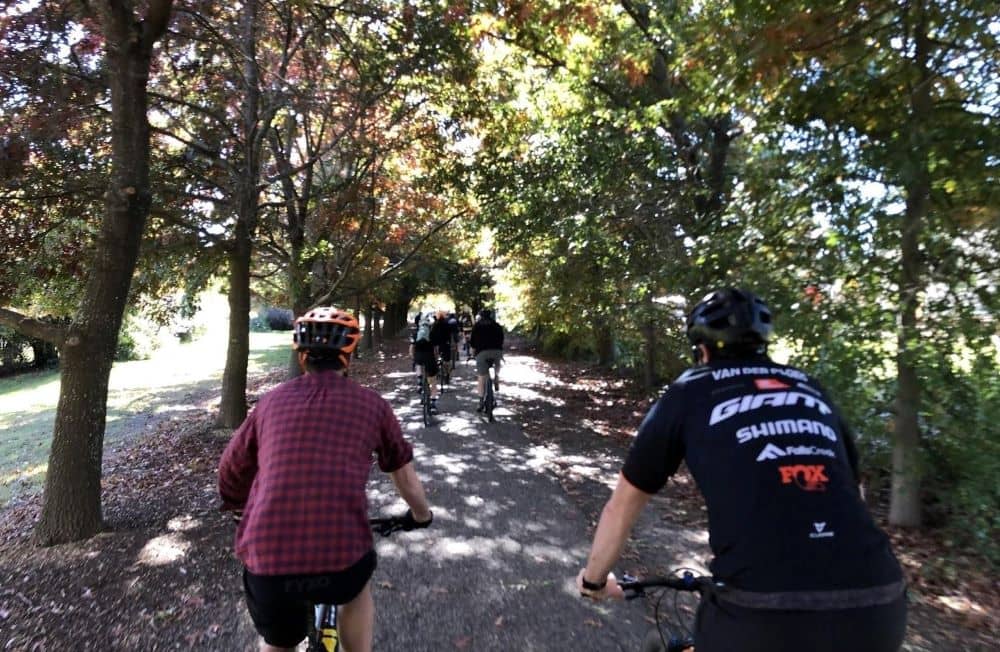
[265,307,294,330]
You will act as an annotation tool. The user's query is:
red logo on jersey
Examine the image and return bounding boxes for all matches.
[779,464,829,491]
[754,378,791,390]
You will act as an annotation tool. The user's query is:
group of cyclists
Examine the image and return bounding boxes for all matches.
[218,288,907,652]
[408,308,505,416]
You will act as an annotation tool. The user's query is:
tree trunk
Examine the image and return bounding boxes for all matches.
[34,0,175,545]
[217,0,261,427]
[363,305,374,351]
[374,307,384,347]
[218,222,253,428]
[595,322,616,368]
[890,3,930,528]
[641,319,656,390]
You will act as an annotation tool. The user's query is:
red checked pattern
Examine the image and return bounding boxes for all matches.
[218,371,413,575]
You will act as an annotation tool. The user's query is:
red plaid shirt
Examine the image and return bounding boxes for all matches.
[218,370,413,575]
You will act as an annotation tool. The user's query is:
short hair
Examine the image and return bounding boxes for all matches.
[303,350,346,373]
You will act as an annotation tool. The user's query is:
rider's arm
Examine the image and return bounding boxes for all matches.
[390,461,432,523]
[579,473,651,598]
[579,389,686,599]
[218,408,260,510]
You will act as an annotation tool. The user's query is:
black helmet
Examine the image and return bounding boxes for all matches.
[686,289,772,349]
[479,309,493,321]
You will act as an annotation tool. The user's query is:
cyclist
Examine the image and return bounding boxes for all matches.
[459,311,474,360]
[576,289,906,652]
[430,309,454,381]
[218,307,433,652]
[412,312,440,413]
[470,309,504,413]
[446,311,461,363]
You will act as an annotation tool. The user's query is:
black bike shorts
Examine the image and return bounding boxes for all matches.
[413,350,438,377]
[694,592,907,652]
[243,549,377,648]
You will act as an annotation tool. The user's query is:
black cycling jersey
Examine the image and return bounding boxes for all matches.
[622,356,903,601]
[470,320,503,351]
[430,319,452,349]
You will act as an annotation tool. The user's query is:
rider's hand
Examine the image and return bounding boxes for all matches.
[404,508,433,530]
[576,569,625,601]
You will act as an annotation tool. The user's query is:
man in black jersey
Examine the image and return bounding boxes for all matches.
[576,289,906,652]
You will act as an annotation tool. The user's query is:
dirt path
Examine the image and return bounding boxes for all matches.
[0,339,994,650]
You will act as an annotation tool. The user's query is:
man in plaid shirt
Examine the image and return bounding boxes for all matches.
[219,307,432,652]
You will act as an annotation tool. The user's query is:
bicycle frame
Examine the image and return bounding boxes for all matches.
[482,363,497,423]
[419,368,432,426]
[307,515,427,652]
[620,572,715,652]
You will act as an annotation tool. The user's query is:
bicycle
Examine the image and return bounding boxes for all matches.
[437,348,451,392]
[619,571,717,652]
[308,512,430,652]
[480,358,499,423]
[462,331,473,364]
[418,365,433,427]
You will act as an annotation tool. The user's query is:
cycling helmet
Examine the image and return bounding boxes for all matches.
[293,307,361,367]
[686,288,772,350]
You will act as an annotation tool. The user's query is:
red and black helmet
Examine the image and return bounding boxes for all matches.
[293,307,361,367]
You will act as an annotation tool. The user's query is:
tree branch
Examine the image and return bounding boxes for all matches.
[0,308,68,345]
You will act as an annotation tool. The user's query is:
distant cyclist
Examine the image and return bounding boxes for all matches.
[218,307,432,652]
[412,312,440,413]
[459,311,474,359]
[446,311,461,361]
[576,289,906,652]
[470,309,504,413]
[430,309,454,380]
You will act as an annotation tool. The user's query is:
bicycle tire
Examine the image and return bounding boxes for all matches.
[440,357,450,387]
[421,374,432,427]
[640,628,667,652]
[484,373,495,423]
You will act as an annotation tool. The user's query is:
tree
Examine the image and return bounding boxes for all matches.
[723,0,1000,527]
[0,0,175,544]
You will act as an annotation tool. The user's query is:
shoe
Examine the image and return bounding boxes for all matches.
[476,401,484,413]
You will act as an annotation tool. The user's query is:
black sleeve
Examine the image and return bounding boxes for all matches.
[621,387,686,494]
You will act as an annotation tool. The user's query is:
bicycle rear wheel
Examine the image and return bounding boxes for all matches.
[484,373,495,423]
[421,374,432,426]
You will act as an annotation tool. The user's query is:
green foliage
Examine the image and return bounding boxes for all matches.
[114,316,160,362]
[920,354,1000,564]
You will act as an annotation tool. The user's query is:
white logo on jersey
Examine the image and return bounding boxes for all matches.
[709,391,832,426]
[755,444,836,461]
[737,419,838,444]
[809,522,835,539]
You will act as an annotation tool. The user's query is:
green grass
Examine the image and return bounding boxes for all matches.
[0,330,291,507]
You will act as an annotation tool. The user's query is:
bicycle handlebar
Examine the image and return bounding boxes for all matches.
[229,509,433,537]
[618,571,715,599]
[370,509,433,537]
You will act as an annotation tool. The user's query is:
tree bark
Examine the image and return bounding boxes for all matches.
[641,319,657,390]
[890,2,930,528]
[33,0,174,545]
[217,0,261,427]
[595,322,616,368]
[374,307,384,347]
[363,305,374,351]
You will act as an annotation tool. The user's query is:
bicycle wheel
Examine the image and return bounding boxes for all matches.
[421,375,432,426]
[484,374,495,423]
[440,357,450,388]
[640,628,667,652]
